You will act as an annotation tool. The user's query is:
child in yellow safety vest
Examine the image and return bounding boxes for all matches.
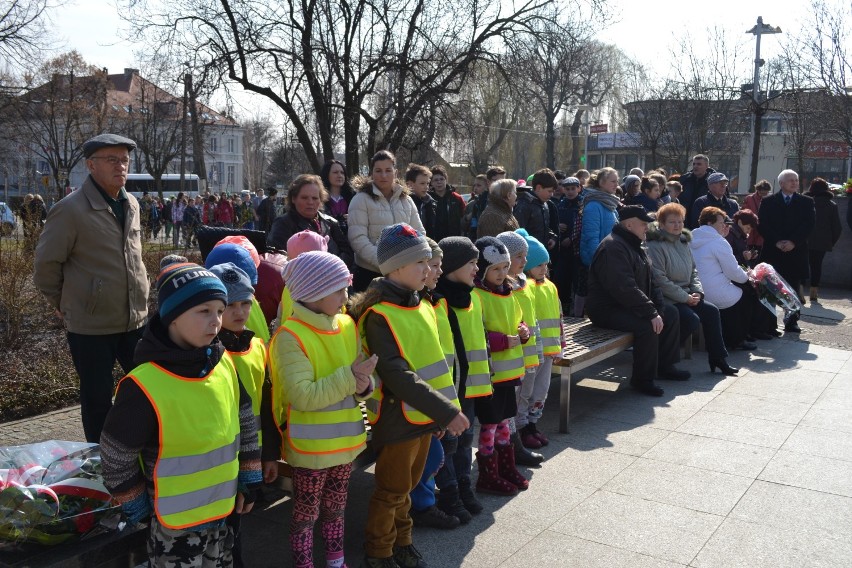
[495,229,546,467]
[267,251,375,568]
[432,236,490,518]
[472,237,531,496]
[519,232,564,449]
[208,262,269,568]
[349,223,469,568]
[100,262,262,567]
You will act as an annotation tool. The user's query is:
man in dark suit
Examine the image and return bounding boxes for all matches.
[758,169,816,333]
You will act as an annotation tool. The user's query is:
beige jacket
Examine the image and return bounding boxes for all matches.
[33,176,149,334]
[347,184,426,272]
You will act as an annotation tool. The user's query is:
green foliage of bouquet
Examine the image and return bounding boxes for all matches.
[0,441,121,548]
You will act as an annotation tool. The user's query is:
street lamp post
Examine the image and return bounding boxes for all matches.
[577,104,593,171]
[747,16,782,192]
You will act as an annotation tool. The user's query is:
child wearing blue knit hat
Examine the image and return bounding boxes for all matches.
[100,262,262,567]
[205,242,270,342]
[517,230,564,449]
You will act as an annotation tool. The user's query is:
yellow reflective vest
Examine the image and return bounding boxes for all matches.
[228,336,266,446]
[361,302,460,425]
[473,288,525,383]
[277,316,367,456]
[513,280,541,369]
[533,278,562,356]
[450,292,492,398]
[246,297,270,342]
[279,286,294,322]
[433,298,456,373]
[123,356,240,530]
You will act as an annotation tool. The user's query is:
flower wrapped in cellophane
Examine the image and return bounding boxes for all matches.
[750,262,804,315]
[0,441,121,548]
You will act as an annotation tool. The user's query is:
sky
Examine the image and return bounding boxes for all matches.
[44,0,835,118]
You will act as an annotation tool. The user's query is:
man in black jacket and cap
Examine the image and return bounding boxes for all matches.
[585,205,690,396]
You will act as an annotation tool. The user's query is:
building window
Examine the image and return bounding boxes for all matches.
[227,138,235,153]
[210,137,218,152]
[227,165,235,187]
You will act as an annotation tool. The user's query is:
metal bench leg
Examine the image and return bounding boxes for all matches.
[560,366,572,434]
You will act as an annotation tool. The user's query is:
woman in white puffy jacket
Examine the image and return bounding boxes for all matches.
[689,206,757,351]
[347,150,426,291]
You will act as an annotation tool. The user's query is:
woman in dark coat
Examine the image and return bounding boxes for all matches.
[804,178,842,301]
[320,159,356,233]
[268,174,354,267]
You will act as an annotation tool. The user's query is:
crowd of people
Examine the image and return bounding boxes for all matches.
[31,132,846,568]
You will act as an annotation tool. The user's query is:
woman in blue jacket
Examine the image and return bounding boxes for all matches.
[574,167,621,316]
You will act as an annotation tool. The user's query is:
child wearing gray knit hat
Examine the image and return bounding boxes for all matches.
[208,262,255,304]
[376,223,432,276]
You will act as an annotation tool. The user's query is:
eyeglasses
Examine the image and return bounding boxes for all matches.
[90,156,130,166]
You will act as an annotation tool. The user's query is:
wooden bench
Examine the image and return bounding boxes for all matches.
[554,317,634,434]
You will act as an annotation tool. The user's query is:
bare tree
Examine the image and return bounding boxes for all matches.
[242,115,276,190]
[121,0,550,174]
[10,51,111,199]
[0,0,61,68]
[798,0,852,154]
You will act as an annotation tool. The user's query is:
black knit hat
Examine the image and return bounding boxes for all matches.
[474,236,510,281]
[438,236,479,275]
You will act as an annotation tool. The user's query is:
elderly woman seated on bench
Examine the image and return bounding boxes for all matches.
[645,203,738,377]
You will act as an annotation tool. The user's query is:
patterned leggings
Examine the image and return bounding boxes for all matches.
[291,463,353,568]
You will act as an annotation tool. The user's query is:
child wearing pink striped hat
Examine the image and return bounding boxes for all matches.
[266,251,375,568]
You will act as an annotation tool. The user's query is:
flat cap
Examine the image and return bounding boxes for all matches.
[82,133,137,158]
[707,172,729,185]
[619,204,655,223]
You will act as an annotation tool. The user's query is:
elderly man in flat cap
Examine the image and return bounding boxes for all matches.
[34,134,150,442]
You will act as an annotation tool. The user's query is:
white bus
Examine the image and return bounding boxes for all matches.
[125,173,201,199]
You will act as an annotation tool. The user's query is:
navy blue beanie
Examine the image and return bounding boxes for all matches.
[157,263,228,327]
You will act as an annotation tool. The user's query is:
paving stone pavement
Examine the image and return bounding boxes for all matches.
[1,291,850,567]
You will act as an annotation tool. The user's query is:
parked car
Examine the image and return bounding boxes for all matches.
[0,202,17,236]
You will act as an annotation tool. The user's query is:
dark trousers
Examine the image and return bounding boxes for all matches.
[435,398,476,490]
[353,265,382,293]
[588,303,680,386]
[719,292,754,348]
[66,327,144,443]
[674,300,728,361]
[808,249,827,287]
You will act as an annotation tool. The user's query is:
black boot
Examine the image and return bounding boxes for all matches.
[457,476,483,515]
[436,485,472,524]
[784,311,801,333]
[510,431,544,467]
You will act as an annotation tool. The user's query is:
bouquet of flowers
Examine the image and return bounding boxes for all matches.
[750,262,803,315]
[0,441,121,548]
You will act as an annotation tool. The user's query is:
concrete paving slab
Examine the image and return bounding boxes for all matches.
[729,480,852,541]
[780,424,852,462]
[603,457,754,516]
[759,449,852,498]
[500,531,686,568]
[641,431,776,478]
[692,517,852,568]
[487,481,595,535]
[675,410,796,449]
[700,391,812,424]
[529,446,637,489]
[556,415,672,456]
[550,490,723,565]
[799,405,852,433]
[584,398,702,431]
[723,369,835,404]
[814,386,852,408]
[418,524,538,568]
